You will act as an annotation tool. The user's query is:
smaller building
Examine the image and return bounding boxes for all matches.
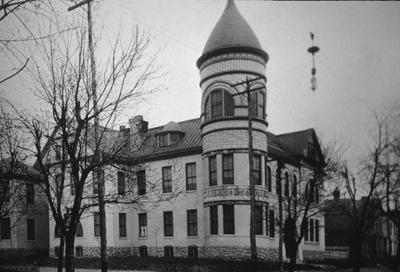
[325,189,398,259]
[0,159,49,257]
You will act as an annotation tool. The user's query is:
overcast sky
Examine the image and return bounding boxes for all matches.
[1,0,400,162]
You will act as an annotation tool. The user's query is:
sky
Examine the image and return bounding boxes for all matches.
[1,0,400,162]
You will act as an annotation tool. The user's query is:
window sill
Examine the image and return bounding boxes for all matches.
[187,235,199,238]
[138,236,148,240]
[119,237,128,240]
[304,241,320,245]
[163,236,174,239]
[186,189,197,192]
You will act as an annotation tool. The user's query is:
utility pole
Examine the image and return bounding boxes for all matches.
[277,160,284,272]
[68,1,108,272]
[231,76,264,271]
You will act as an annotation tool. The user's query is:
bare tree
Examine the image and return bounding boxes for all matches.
[10,20,161,272]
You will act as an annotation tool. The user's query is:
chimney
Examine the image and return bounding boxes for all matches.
[119,125,126,131]
[333,187,340,201]
[129,115,148,149]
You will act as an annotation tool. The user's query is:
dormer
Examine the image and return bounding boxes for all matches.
[156,121,185,147]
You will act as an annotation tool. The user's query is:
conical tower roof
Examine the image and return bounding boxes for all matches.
[197,0,268,67]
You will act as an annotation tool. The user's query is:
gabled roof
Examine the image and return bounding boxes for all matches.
[159,121,185,134]
[0,158,37,181]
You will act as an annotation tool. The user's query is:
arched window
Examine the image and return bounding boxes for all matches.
[205,89,234,121]
[250,91,265,119]
[54,224,61,238]
[284,172,290,197]
[265,165,271,192]
[76,221,83,237]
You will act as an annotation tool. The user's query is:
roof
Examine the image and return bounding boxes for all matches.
[159,121,185,134]
[201,0,264,56]
[0,158,38,181]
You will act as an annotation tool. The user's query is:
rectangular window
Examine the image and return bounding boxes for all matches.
[257,92,265,119]
[163,211,173,237]
[75,246,83,257]
[159,134,168,147]
[70,171,75,196]
[209,156,217,186]
[304,219,309,241]
[27,219,35,240]
[210,206,218,235]
[265,207,269,236]
[187,209,198,236]
[269,210,275,238]
[265,165,272,192]
[162,166,172,193]
[164,246,174,258]
[55,174,62,193]
[224,92,234,116]
[309,218,314,242]
[250,91,258,117]
[117,172,125,196]
[252,155,261,185]
[211,90,222,118]
[0,181,10,202]
[139,213,147,237]
[188,246,198,258]
[223,205,235,234]
[119,213,127,238]
[222,154,234,184]
[186,163,197,191]
[1,218,11,239]
[94,212,100,237]
[255,205,263,235]
[92,171,98,195]
[137,170,146,196]
[139,246,148,257]
[26,183,34,204]
[315,219,320,242]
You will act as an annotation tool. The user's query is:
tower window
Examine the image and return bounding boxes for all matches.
[250,91,265,119]
[209,156,217,186]
[265,165,272,192]
[222,154,234,185]
[205,89,234,121]
[252,155,261,185]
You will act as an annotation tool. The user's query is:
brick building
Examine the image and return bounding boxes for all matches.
[46,0,326,261]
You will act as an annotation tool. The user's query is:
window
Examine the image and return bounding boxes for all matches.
[139,246,148,257]
[139,213,147,237]
[70,171,75,196]
[76,221,83,237]
[94,212,100,237]
[265,165,272,192]
[315,219,320,242]
[209,156,217,186]
[292,175,298,198]
[119,213,127,238]
[54,246,60,257]
[162,166,172,193]
[137,170,146,196]
[92,171,98,195]
[55,174,62,193]
[26,183,34,204]
[252,155,261,185]
[187,209,198,236]
[188,246,198,258]
[255,205,263,235]
[186,163,197,191]
[164,246,174,258]
[304,219,309,241]
[27,219,35,240]
[250,91,265,119]
[284,172,290,197]
[163,211,173,237]
[222,154,234,184]
[75,246,83,257]
[307,179,317,202]
[223,205,235,234]
[117,172,125,196]
[170,132,178,143]
[310,218,314,242]
[55,224,61,238]
[210,206,218,235]
[205,89,234,121]
[269,210,275,238]
[1,218,11,239]
[159,134,168,147]
[0,181,10,202]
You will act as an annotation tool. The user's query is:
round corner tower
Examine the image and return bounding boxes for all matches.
[198,0,270,252]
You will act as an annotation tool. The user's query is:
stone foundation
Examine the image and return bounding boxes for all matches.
[49,245,279,261]
[303,250,325,261]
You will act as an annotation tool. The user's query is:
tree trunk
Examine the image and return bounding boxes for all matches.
[350,236,362,272]
[287,247,298,272]
[57,235,65,272]
[64,232,75,272]
[395,226,400,270]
